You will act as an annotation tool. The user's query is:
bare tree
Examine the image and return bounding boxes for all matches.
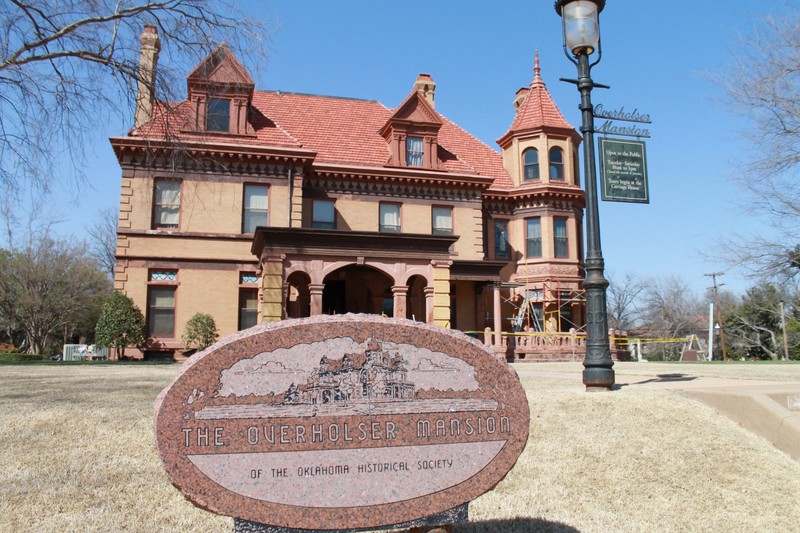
[606,271,645,331]
[720,9,800,282]
[86,207,118,278]
[0,1,267,198]
[0,234,111,354]
[639,276,706,360]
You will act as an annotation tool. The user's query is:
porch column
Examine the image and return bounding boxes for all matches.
[392,285,408,319]
[493,283,503,347]
[431,260,452,328]
[424,287,435,324]
[260,253,286,323]
[309,284,325,316]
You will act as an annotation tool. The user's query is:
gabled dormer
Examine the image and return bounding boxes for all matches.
[380,74,443,170]
[186,43,255,135]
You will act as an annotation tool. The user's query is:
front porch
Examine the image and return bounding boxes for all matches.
[481,328,631,362]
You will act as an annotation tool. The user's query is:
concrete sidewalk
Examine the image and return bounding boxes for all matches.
[616,373,800,460]
[516,363,800,461]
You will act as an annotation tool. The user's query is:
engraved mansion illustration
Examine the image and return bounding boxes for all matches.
[285,337,415,406]
[194,336,498,420]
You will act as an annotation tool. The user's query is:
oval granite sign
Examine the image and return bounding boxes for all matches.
[154,315,530,530]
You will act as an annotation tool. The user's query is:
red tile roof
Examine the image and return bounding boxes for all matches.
[130,88,512,187]
[501,53,574,137]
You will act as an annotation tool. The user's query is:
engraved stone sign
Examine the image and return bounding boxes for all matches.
[154,315,530,530]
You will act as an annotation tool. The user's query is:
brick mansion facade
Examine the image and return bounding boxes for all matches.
[110,26,589,360]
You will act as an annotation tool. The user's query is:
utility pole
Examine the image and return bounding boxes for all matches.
[780,301,790,361]
[707,302,715,361]
[705,272,728,361]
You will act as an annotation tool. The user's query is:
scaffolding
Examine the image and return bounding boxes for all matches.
[511,279,585,333]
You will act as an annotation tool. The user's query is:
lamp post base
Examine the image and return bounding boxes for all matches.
[583,367,615,391]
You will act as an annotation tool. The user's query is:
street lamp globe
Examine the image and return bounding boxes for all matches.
[555,0,605,56]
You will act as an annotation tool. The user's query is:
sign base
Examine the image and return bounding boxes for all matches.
[233,504,468,533]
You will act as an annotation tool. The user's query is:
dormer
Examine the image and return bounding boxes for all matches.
[186,43,255,135]
[380,74,443,170]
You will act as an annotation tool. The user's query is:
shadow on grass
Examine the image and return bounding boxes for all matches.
[455,518,581,532]
[615,373,698,389]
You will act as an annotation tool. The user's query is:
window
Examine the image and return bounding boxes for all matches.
[549,147,564,180]
[523,149,539,180]
[406,136,424,166]
[239,273,259,330]
[432,206,453,235]
[148,270,177,337]
[526,218,542,258]
[554,217,569,258]
[379,203,401,233]
[153,180,180,229]
[207,98,230,132]
[240,273,259,284]
[239,289,259,330]
[243,185,269,233]
[494,220,509,259]
[312,199,335,229]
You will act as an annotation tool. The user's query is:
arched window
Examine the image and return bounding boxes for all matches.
[523,149,539,180]
[549,147,564,180]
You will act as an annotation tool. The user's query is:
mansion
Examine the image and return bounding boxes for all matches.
[110,26,592,360]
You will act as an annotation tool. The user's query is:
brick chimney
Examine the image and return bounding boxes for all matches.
[513,87,529,113]
[134,25,160,128]
[414,73,436,109]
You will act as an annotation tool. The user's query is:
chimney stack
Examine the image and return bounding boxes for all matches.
[513,87,529,113]
[414,73,436,109]
[134,25,160,128]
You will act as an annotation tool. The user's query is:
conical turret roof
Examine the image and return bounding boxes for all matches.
[498,52,574,146]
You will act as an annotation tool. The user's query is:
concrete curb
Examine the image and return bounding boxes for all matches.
[513,364,800,461]
[681,386,800,461]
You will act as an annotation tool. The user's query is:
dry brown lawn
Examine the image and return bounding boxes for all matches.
[1,362,798,533]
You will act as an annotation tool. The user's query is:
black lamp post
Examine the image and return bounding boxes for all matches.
[555,0,615,390]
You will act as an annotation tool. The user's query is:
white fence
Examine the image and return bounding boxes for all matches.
[62,344,109,361]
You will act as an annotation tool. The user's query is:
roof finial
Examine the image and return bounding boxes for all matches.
[533,50,541,82]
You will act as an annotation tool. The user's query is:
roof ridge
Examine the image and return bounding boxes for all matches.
[257,89,379,104]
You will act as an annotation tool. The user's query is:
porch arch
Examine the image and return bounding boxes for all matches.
[321,265,394,316]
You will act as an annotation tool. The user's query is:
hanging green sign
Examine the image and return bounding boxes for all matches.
[598,138,649,204]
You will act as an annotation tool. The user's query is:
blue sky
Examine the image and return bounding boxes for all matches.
[32,0,783,295]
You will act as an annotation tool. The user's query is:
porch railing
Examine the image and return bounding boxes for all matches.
[482,328,630,362]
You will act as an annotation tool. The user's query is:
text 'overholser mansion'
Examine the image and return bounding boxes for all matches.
[111,26,607,361]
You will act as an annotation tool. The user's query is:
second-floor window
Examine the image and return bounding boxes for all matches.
[312,199,336,229]
[549,147,564,180]
[406,136,424,166]
[432,206,453,235]
[243,185,269,233]
[379,203,401,233]
[526,218,542,258]
[207,98,230,132]
[153,180,180,229]
[523,148,539,180]
[554,217,569,258]
[494,220,509,259]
